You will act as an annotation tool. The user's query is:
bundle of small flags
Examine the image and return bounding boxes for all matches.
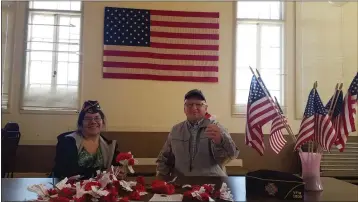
[28,152,143,202]
[27,152,235,202]
[151,180,175,195]
[28,170,148,202]
[204,112,216,121]
[115,151,138,174]
[182,183,234,201]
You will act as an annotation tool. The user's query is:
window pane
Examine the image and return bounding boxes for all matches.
[58,16,81,41]
[28,41,53,51]
[236,24,257,68]
[28,61,53,84]
[58,53,79,62]
[58,44,79,52]
[261,47,281,69]
[57,62,79,85]
[58,16,81,52]
[29,1,81,11]
[236,69,252,90]
[57,62,69,85]
[260,69,281,91]
[237,1,282,20]
[28,14,55,43]
[261,25,282,70]
[269,90,282,105]
[29,51,53,61]
[261,25,281,48]
[236,89,250,105]
[68,63,79,85]
[23,84,52,108]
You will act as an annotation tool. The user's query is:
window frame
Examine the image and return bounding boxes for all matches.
[20,1,83,114]
[1,2,17,113]
[232,1,286,116]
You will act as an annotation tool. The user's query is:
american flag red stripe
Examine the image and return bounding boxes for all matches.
[150,32,219,39]
[150,10,220,18]
[269,116,287,154]
[103,61,218,72]
[103,50,219,61]
[245,122,265,156]
[150,21,219,29]
[336,92,357,151]
[150,43,219,50]
[294,116,315,150]
[333,115,342,148]
[103,7,219,82]
[248,97,277,127]
[315,114,337,151]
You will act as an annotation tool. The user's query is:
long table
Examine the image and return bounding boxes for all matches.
[1,176,358,201]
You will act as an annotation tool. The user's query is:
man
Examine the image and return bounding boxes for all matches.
[156,89,239,177]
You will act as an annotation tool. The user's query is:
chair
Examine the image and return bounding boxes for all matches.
[2,122,21,178]
[57,131,76,141]
[47,131,76,178]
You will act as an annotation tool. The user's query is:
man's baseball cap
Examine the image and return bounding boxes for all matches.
[184,89,206,101]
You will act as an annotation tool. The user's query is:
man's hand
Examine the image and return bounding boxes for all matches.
[204,124,222,144]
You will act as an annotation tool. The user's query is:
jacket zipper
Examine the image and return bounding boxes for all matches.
[189,127,205,172]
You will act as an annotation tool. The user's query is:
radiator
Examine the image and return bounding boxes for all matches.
[321,142,358,178]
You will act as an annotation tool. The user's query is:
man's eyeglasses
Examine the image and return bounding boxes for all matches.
[83,117,102,122]
[184,103,206,108]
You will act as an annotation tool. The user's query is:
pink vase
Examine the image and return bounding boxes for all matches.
[299,152,323,191]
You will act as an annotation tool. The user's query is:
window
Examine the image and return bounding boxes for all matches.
[22,1,82,111]
[1,2,16,110]
[233,1,284,114]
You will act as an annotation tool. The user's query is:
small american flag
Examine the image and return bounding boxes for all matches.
[245,118,265,156]
[256,76,287,154]
[295,90,315,150]
[336,74,358,151]
[102,7,219,82]
[246,76,277,155]
[325,90,344,150]
[247,76,277,128]
[294,88,337,151]
[269,107,287,154]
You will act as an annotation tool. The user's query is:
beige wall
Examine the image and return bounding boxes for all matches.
[2,1,357,145]
[295,2,358,119]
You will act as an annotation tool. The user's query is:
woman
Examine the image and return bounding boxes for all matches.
[53,100,120,179]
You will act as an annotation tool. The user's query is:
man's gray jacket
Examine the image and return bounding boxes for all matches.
[156,119,240,176]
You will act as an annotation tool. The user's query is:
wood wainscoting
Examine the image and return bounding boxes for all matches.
[13,132,302,174]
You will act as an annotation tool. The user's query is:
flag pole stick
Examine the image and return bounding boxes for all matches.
[248,66,302,153]
[310,81,318,154]
[329,83,343,118]
[273,95,297,142]
[328,84,339,117]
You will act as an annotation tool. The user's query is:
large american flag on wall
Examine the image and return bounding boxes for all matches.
[102,7,219,82]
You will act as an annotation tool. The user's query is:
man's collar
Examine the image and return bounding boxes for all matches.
[186,118,204,127]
